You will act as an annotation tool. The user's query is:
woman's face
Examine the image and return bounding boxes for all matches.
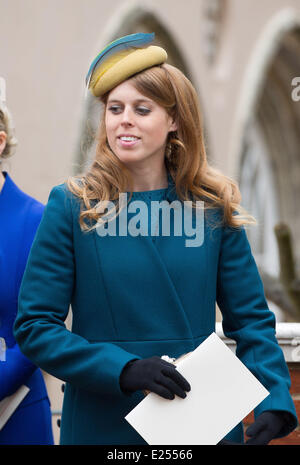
[0,131,7,156]
[105,80,177,168]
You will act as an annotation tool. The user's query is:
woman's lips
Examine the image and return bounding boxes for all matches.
[117,137,141,148]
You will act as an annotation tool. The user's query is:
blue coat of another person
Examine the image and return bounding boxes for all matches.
[14,174,298,444]
[0,171,53,445]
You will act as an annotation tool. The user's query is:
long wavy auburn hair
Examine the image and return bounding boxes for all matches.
[67,63,256,232]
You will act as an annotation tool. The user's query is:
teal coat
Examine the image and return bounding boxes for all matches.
[14,175,297,444]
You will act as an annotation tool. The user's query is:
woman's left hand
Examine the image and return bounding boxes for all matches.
[245,411,286,445]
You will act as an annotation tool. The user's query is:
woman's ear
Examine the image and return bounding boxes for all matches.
[171,122,177,132]
[169,119,177,133]
[0,131,7,156]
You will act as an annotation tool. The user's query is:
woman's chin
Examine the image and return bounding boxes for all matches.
[115,152,149,165]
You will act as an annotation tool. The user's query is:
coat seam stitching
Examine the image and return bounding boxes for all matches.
[92,233,119,339]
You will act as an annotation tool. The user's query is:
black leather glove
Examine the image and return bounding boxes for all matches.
[119,356,191,400]
[245,411,287,445]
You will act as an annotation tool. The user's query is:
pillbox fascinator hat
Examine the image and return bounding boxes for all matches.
[86,32,167,97]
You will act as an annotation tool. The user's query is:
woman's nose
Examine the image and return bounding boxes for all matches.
[121,107,134,125]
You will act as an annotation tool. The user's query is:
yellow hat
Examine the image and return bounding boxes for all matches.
[86,32,167,98]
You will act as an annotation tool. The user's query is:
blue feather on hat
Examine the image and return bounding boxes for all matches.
[85,32,155,89]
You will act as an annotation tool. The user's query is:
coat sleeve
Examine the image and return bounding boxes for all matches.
[13,185,141,398]
[0,200,45,401]
[216,219,298,437]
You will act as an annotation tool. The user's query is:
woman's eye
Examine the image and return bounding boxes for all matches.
[108,106,150,115]
[137,107,150,114]
[108,106,121,113]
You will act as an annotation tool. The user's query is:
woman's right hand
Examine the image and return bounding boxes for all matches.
[119,355,191,399]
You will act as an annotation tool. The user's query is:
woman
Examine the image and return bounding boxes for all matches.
[14,33,297,445]
[0,78,53,444]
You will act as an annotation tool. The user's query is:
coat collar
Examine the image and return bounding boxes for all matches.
[0,171,26,210]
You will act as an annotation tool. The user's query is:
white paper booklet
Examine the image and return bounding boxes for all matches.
[125,332,270,445]
[0,385,30,430]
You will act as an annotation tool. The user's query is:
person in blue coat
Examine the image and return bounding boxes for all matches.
[0,79,53,445]
[14,33,297,445]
